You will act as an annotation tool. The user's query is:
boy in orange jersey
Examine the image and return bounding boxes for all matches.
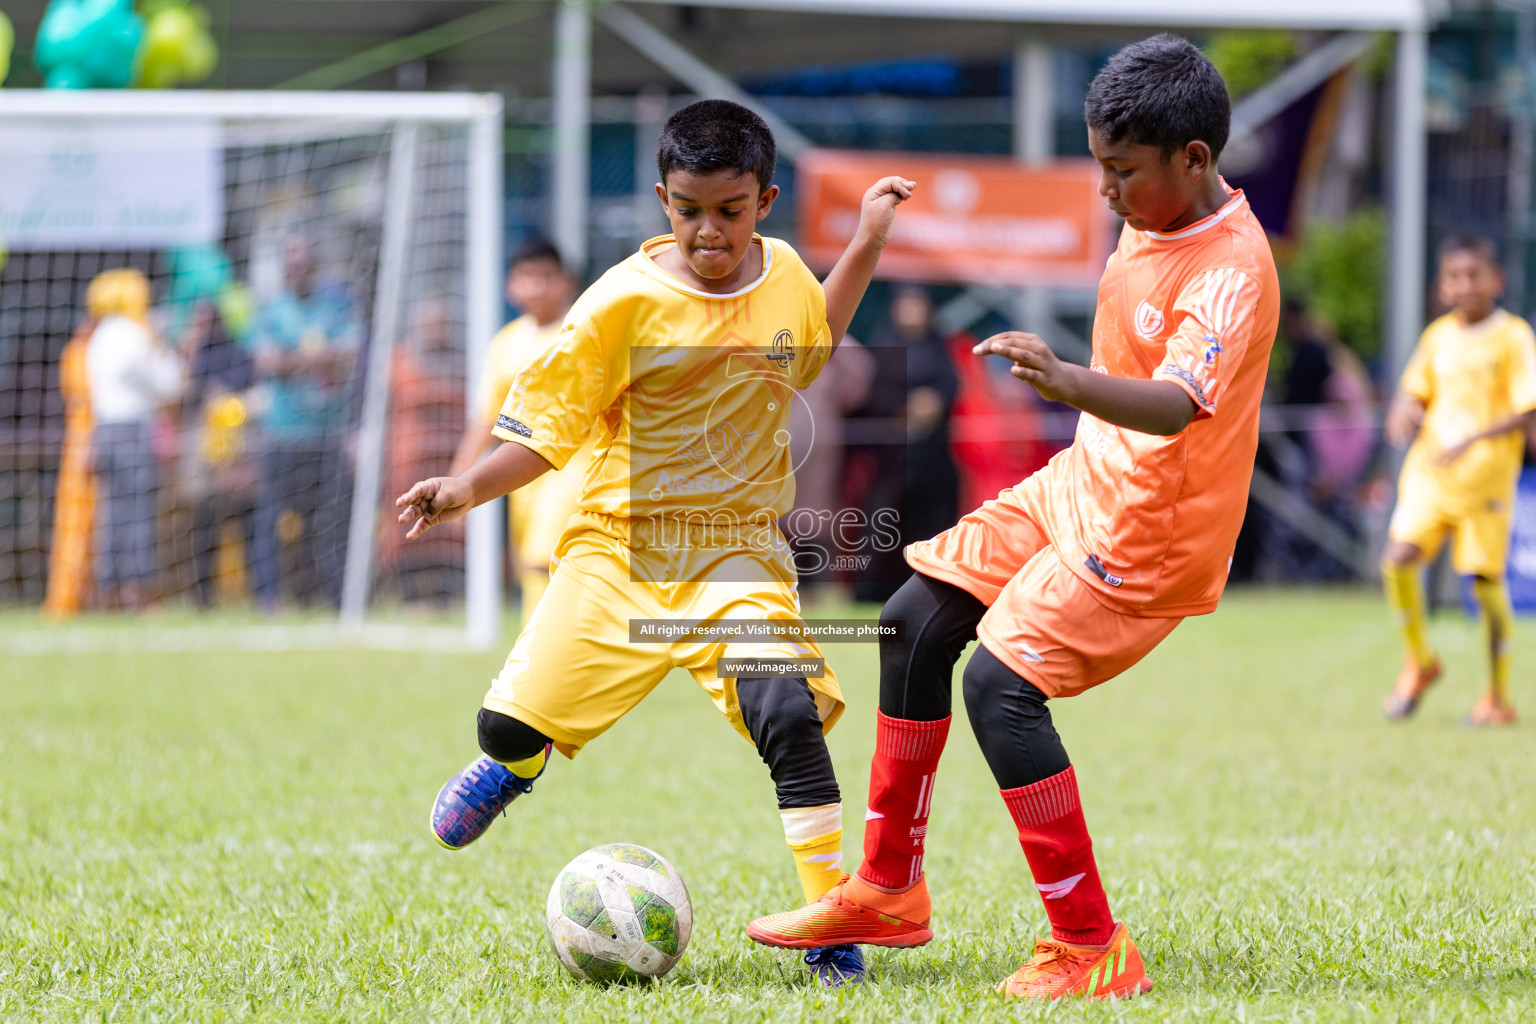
[748,35,1279,999]
[1381,236,1536,726]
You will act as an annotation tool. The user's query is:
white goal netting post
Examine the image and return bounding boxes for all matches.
[0,91,503,649]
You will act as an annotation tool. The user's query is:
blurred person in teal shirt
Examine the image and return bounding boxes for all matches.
[247,236,363,610]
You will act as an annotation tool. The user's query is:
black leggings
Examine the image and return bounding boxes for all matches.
[476,675,839,810]
[879,572,1071,790]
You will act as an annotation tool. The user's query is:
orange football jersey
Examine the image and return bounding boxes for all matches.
[1033,185,1279,616]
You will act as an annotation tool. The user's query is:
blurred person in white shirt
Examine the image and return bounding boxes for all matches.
[84,268,184,609]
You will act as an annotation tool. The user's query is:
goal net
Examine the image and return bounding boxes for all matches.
[0,91,503,649]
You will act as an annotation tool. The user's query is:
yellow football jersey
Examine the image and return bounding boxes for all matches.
[493,234,834,529]
[1399,308,1536,502]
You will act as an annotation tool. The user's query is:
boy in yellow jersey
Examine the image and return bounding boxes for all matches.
[1382,235,1536,725]
[398,99,914,986]
[449,237,590,612]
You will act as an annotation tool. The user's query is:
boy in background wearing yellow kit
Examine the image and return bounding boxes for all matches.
[1383,235,1536,726]
[398,100,915,985]
[449,237,589,612]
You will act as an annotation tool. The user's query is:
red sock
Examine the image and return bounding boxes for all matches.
[857,711,950,891]
[1000,765,1114,946]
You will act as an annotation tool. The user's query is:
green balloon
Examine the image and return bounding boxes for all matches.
[139,4,217,88]
[0,12,14,86]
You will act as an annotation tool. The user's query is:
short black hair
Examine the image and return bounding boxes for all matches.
[656,99,776,192]
[510,236,565,271]
[1437,233,1501,270]
[1084,34,1231,162]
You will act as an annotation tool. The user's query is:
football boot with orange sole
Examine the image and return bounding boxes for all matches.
[746,873,934,948]
[1465,693,1516,727]
[1384,656,1442,719]
[997,922,1153,1000]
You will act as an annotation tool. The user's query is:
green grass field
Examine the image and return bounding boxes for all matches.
[3,590,1535,1022]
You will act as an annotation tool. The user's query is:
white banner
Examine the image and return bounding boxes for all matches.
[0,118,221,249]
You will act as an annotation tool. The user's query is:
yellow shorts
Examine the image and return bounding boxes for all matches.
[482,513,844,758]
[1388,478,1512,578]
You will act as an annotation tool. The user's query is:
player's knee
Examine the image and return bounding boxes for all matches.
[476,707,551,763]
[962,644,1045,720]
[962,645,1069,789]
[738,676,823,748]
[1382,541,1422,570]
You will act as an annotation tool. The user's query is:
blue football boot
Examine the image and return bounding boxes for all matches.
[804,943,866,987]
[430,746,550,849]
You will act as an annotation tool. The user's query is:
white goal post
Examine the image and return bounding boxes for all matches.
[0,90,504,649]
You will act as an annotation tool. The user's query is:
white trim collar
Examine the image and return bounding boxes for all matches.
[638,234,774,299]
[1145,188,1246,242]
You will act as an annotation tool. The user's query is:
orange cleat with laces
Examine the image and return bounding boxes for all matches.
[746,873,935,949]
[1384,656,1442,719]
[996,922,1153,1000]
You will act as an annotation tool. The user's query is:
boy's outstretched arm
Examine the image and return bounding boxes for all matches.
[396,441,553,540]
[822,176,916,345]
[976,332,1198,436]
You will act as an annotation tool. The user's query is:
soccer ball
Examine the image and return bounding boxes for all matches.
[544,843,692,984]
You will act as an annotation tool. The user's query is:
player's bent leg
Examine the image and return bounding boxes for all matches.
[430,708,553,850]
[737,676,865,986]
[962,646,1114,947]
[746,573,985,952]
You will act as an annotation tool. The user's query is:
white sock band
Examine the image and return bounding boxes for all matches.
[781,803,842,845]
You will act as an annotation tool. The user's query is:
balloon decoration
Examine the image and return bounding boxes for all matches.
[0,11,14,86]
[32,0,217,89]
[165,244,255,341]
[138,0,217,88]
[34,0,143,88]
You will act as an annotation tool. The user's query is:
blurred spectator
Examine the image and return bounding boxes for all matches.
[853,285,960,602]
[247,236,362,610]
[785,335,874,589]
[179,302,257,606]
[84,268,184,610]
[381,297,465,605]
[450,237,583,613]
[43,315,99,618]
[947,330,1058,514]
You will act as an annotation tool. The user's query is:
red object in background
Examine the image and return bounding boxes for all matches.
[947,332,1057,512]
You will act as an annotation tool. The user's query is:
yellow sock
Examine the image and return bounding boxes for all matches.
[782,804,843,904]
[1473,577,1514,706]
[501,747,548,779]
[1383,561,1435,668]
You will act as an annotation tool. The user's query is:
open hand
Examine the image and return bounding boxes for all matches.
[858,176,917,249]
[396,476,473,540]
[974,332,1080,404]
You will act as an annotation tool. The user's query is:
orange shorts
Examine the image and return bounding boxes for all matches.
[905,484,1181,698]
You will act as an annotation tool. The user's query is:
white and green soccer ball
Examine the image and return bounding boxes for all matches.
[544,843,692,984]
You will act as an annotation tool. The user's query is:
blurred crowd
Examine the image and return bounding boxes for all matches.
[44,235,1465,616]
[43,237,467,616]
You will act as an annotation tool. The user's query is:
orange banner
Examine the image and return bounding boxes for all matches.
[797,148,1114,287]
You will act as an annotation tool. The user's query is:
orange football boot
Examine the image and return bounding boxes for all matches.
[746,873,934,949]
[997,922,1153,1000]
[1465,694,1516,727]
[1383,656,1442,719]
